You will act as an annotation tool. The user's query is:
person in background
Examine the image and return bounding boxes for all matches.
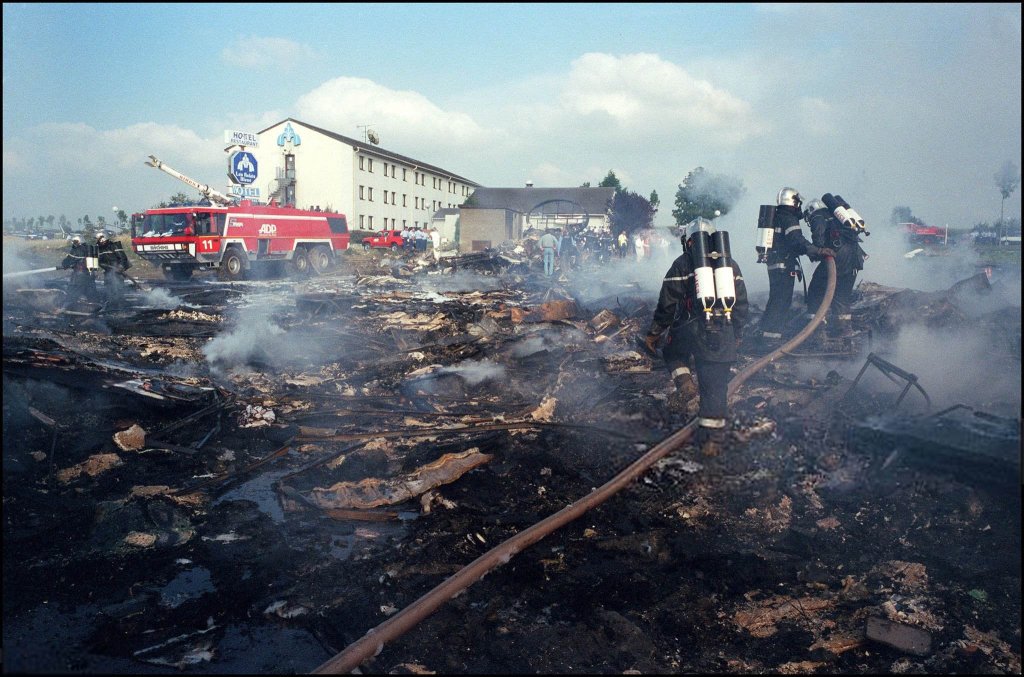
[756,187,832,345]
[803,196,864,338]
[644,218,749,457]
[60,235,97,307]
[539,229,558,276]
[95,231,131,306]
[618,231,629,258]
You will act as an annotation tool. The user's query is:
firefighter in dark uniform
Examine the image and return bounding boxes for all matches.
[644,218,749,456]
[803,197,867,337]
[757,187,833,343]
[96,231,131,305]
[60,235,97,307]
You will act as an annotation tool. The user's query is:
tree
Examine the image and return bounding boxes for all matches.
[672,167,746,225]
[598,170,623,191]
[158,191,195,208]
[580,181,591,188]
[609,189,655,236]
[994,161,1020,240]
[649,190,660,212]
[890,206,923,226]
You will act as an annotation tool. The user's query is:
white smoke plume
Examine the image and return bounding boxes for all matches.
[439,359,505,385]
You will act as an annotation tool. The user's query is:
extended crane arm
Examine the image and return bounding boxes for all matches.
[145,155,236,207]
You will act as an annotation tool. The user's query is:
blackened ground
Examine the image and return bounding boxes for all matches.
[3,253,1021,674]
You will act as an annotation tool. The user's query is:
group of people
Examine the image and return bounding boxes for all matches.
[60,231,132,308]
[400,226,439,253]
[644,186,867,456]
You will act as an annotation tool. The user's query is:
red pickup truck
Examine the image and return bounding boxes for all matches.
[362,229,404,251]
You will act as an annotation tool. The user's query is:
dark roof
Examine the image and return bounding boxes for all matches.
[258,118,481,186]
[432,208,460,219]
[467,187,615,215]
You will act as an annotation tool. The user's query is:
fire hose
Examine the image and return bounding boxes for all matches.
[312,258,837,674]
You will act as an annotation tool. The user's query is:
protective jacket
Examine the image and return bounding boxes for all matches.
[61,243,92,272]
[765,205,814,272]
[97,240,130,272]
[806,211,866,273]
[650,253,749,363]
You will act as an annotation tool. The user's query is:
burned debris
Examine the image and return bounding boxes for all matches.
[3,244,1020,674]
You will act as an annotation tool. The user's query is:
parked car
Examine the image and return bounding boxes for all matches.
[362,229,405,251]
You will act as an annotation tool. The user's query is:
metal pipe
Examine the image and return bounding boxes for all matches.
[312,258,839,674]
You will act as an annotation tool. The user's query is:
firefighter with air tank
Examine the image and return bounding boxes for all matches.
[754,188,835,345]
[95,231,132,306]
[644,217,749,457]
[60,234,99,307]
[802,193,869,339]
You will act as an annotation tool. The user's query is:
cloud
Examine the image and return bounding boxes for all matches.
[560,52,764,144]
[295,76,493,149]
[2,122,223,220]
[220,35,317,71]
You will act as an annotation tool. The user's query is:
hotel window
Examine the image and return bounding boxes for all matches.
[403,168,407,181]
[402,194,407,207]
[359,215,364,228]
[359,185,364,200]
[391,166,396,178]
[359,157,364,170]
[368,187,373,201]
[367,215,373,228]
[367,158,373,173]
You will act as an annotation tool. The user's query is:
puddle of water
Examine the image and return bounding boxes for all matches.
[159,566,216,609]
[213,468,292,523]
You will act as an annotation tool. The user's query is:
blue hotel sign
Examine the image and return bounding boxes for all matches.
[229,151,258,185]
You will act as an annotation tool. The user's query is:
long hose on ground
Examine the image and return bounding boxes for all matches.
[312,258,837,674]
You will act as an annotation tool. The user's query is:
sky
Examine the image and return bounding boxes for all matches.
[3,3,1021,235]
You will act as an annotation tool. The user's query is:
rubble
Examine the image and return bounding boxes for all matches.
[2,249,1020,673]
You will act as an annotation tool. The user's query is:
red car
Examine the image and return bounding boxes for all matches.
[362,229,405,252]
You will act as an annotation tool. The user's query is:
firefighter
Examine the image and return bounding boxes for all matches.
[60,235,97,307]
[756,187,833,344]
[804,196,867,337]
[644,218,749,457]
[96,231,131,305]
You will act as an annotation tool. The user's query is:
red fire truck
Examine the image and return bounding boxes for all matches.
[131,156,349,280]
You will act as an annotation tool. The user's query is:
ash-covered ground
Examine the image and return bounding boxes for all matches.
[3,245,1021,674]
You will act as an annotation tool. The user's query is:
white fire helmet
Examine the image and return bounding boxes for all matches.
[777,187,802,208]
[683,217,716,245]
[803,198,827,218]
[71,235,82,244]
[96,231,108,243]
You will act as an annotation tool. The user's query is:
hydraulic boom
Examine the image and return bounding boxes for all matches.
[145,155,236,207]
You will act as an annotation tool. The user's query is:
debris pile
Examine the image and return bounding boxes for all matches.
[3,248,1019,673]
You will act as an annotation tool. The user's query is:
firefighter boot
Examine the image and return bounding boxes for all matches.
[697,421,728,457]
[667,370,698,413]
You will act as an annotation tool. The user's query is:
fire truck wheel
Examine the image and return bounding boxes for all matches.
[362,243,371,252]
[220,247,247,280]
[290,248,310,276]
[309,245,332,275]
[390,244,399,252]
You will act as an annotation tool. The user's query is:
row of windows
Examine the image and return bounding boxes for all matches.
[358,215,433,230]
[358,187,456,212]
[358,155,470,196]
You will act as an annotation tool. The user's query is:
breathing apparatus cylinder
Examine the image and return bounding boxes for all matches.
[690,229,717,320]
[833,194,869,235]
[711,230,737,321]
[756,205,776,263]
[85,244,100,272]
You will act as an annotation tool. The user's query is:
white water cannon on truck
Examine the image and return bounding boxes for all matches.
[145,155,237,207]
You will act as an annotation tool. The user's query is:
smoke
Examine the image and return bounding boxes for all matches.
[140,287,197,309]
[202,304,287,373]
[438,359,505,385]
